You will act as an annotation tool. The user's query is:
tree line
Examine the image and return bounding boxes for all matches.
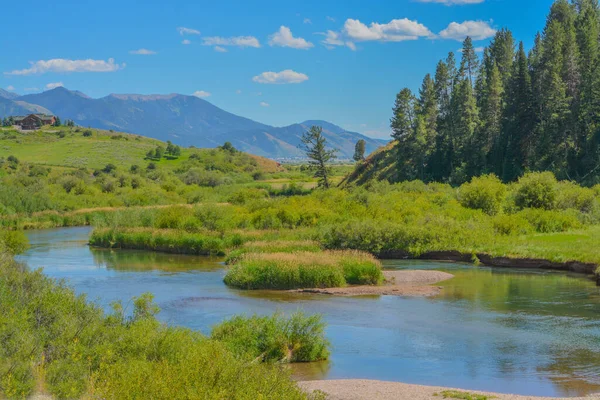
[391,0,600,185]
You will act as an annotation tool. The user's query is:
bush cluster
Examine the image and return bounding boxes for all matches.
[211,312,330,363]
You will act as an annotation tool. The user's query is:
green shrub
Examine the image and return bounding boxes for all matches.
[459,174,506,215]
[556,181,597,213]
[229,188,269,204]
[0,230,29,254]
[491,214,532,236]
[211,312,330,363]
[516,208,582,233]
[515,172,557,210]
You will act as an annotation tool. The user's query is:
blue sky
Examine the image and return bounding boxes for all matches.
[1,0,551,138]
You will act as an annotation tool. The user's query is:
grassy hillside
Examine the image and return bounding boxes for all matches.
[0,125,281,171]
[340,140,398,186]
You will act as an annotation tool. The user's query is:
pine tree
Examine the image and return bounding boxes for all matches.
[300,126,338,188]
[353,140,366,162]
[474,50,504,175]
[390,88,418,179]
[488,28,516,91]
[460,37,480,87]
[502,42,535,181]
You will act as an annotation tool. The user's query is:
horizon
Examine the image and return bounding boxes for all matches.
[0,0,550,139]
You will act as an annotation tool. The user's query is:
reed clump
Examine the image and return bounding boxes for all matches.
[224,250,383,290]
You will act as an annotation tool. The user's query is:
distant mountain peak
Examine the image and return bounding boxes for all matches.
[6,87,386,158]
[0,88,19,100]
[107,93,181,101]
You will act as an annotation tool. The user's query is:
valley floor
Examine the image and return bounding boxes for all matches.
[299,380,599,400]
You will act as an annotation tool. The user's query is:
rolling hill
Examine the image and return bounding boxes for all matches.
[7,87,386,159]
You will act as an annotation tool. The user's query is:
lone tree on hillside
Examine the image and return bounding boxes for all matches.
[353,139,366,162]
[300,126,338,189]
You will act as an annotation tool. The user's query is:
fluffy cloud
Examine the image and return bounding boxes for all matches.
[6,85,15,91]
[320,30,356,50]
[268,26,313,49]
[252,69,309,84]
[178,27,200,35]
[416,0,484,4]
[45,82,64,90]
[214,46,228,52]
[192,90,211,98]
[344,18,434,42]
[202,36,260,48]
[129,48,157,55]
[439,21,496,41]
[5,58,124,75]
[303,18,312,24]
[182,39,191,45]
[260,101,270,107]
[327,16,336,22]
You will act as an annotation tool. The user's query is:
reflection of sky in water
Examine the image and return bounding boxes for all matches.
[17,227,600,398]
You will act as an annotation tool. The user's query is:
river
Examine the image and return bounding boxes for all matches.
[16,227,600,398]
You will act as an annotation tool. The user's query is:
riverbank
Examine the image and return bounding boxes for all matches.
[299,380,597,400]
[290,270,454,297]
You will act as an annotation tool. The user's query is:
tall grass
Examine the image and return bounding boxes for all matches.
[225,240,322,264]
[211,312,330,363]
[224,251,383,290]
[89,227,243,256]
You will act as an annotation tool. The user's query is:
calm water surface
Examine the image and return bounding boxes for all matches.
[17,227,600,398]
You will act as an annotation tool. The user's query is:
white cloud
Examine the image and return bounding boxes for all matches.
[192,90,211,98]
[6,85,15,91]
[6,58,124,75]
[129,48,157,55]
[320,30,356,50]
[214,46,228,53]
[268,26,314,49]
[260,101,270,107]
[45,82,64,90]
[416,0,484,4]
[182,39,191,45]
[327,16,336,22]
[252,69,309,84]
[303,18,312,24]
[344,18,434,42]
[439,20,496,41]
[202,36,260,48]
[178,27,200,35]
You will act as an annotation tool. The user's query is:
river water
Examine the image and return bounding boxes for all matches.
[16,227,600,397]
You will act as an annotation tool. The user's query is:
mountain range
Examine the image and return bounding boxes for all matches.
[0,87,386,159]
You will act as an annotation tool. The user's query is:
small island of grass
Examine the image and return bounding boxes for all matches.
[224,250,384,290]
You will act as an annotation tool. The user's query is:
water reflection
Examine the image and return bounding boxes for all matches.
[90,247,225,273]
[17,228,600,398]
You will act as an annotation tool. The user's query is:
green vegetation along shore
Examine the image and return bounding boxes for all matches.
[0,233,328,399]
[84,172,600,278]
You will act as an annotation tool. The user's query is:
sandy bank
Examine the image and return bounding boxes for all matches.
[290,270,454,297]
[299,379,597,400]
